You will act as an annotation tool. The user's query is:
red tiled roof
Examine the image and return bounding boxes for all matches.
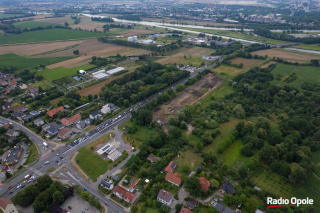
[123,191,136,204]
[5,89,10,95]
[165,172,181,186]
[147,154,161,162]
[47,106,64,117]
[180,208,193,213]
[198,177,211,192]
[9,80,17,86]
[0,197,13,210]
[165,161,176,173]
[130,179,140,189]
[61,114,81,126]
[3,123,10,129]
[112,186,127,197]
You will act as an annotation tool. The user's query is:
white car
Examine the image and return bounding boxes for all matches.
[16,184,21,188]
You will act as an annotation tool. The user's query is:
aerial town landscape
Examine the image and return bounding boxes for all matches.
[0,0,320,212]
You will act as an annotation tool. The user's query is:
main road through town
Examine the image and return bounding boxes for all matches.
[0,62,216,212]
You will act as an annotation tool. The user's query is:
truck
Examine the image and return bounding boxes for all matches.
[43,142,48,147]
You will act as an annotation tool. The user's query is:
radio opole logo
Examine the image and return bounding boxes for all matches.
[267,197,314,208]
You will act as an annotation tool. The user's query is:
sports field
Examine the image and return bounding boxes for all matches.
[0,28,104,44]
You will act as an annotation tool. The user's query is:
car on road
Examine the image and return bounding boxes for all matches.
[23,180,27,183]
[85,207,88,210]
[83,188,88,191]
[9,191,13,194]
[21,185,25,188]
[16,184,21,188]
[44,161,49,165]
[68,206,72,209]
[60,156,63,159]
[56,153,59,156]
[104,202,109,206]
[7,186,12,189]
[55,161,59,163]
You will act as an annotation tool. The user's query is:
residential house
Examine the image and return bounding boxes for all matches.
[33,119,44,127]
[47,127,59,136]
[57,127,73,139]
[2,103,12,111]
[7,105,28,113]
[19,83,27,89]
[84,118,92,125]
[26,88,39,98]
[213,202,234,213]
[112,175,119,181]
[180,208,192,213]
[42,122,64,132]
[112,186,136,204]
[30,111,41,116]
[0,197,19,213]
[129,179,140,192]
[165,161,176,173]
[47,106,64,117]
[23,114,33,122]
[157,189,174,206]
[219,181,235,195]
[3,123,10,129]
[61,114,81,126]
[165,172,181,186]
[9,80,17,86]
[147,154,161,162]
[198,177,211,192]
[100,178,114,190]
[186,198,198,209]
[76,121,86,129]
[6,129,19,137]
[5,89,10,96]
[90,111,102,120]
[101,103,118,114]
[8,137,16,143]
[13,112,26,120]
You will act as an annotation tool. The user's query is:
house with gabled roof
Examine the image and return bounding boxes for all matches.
[198,177,211,192]
[157,189,174,206]
[61,114,81,126]
[219,181,235,195]
[47,106,64,117]
[165,172,181,186]
[165,161,176,173]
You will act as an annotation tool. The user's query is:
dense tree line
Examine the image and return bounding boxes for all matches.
[91,17,114,22]
[101,63,190,107]
[90,54,127,66]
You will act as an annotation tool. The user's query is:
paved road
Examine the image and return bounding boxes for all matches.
[0,62,216,212]
[0,117,48,155]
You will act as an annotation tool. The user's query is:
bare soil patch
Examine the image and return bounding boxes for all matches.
[45,40,151,68]
[0,40,83,55]
[78,74,126,96]
[37,17,71,24]
[230,57,266,70]
[153,73,224,131]
[252,48,320,63]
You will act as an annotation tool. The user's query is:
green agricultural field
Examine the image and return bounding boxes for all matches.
[0,28,104,44]
[291,43,320,51]
[250,166,293,198]
[0,53,74,70]
[174,27,288,45]
[13,20,60,29]
[271,64,320,89]
[292,174,320,212]
[38,64,95,81]
[0,13,26,18]
[105,28,129,35]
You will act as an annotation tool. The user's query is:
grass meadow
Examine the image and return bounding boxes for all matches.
[14,20,60,29]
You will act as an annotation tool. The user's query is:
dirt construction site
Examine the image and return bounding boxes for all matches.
[153,73,224,130]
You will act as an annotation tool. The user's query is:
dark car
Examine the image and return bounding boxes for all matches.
[68,206,72,209]
[9,191,13,194]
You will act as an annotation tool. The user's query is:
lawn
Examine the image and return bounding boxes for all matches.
[220,139,243,166]
[174,149,203,172]
[174,27,288,45]
[250,166,293,198]
[291,43,320,51]
[230,58,266,70]
[49,97,64,105]
[37,64,95,81]
[75,132,116,181]
[271,64,320,89]
[136,203,159,213]
[0,53,74,71]
[14,20,60,29]
[24,142,38,165]
[31,79,53,90]
[0,28,104,44]
[292,174,320,212]
[124,120,158,144]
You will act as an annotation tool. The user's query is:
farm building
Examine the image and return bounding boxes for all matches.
[106,67,125,75]
[91,70,109,80]
[128,36,138,42]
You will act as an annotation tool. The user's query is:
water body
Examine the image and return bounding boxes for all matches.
[285,48,320,55]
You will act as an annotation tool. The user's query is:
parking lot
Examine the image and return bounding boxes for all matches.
[61,194,99,213]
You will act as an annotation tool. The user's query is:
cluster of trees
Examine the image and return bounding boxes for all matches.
[71,16,81,24]
[98,37,159,51]
[101,63,190,107]
[91,17,114,22]
[211,42,243,56]
[11,174,70,213]
[103,23,135,30]
[23,87,64,110]
[301,81,320,92]
[117,14,141,21]
[18,69,43,83]
[90,54,127,66]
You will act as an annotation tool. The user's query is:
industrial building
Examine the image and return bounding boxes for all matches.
[128,36,138,42]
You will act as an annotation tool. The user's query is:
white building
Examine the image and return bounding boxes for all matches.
[106,67,125,75]
[91,70,109,80]
[108,150,122,161]
[97,143,115,155]
[141,39,154,45]
[128,36,138,42]
[79,70,86,74]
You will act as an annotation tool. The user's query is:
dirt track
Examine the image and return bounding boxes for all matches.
[153,73,224,130]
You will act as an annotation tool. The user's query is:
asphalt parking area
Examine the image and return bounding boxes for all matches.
[61,194,99,213]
